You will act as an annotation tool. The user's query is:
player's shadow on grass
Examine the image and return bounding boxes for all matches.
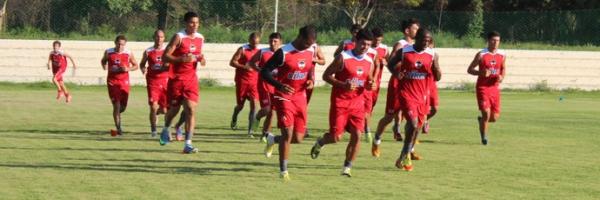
[0,146,173,153]
[0,162,255,176]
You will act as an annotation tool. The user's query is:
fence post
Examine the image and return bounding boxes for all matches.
[274,0,278,32]
[0,0,7,32]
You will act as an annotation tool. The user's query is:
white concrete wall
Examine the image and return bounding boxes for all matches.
[1,39,600,90]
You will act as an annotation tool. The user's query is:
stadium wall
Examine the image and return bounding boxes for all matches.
[1,39,599,90]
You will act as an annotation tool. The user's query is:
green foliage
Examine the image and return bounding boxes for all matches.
[105,0,153,16]
[529,80,551,92]
[465,0,484,38]
[199,78,221,87]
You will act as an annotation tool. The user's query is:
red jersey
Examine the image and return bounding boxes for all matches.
[274,43,315,99]
[332,50,373,106]
[145,46,169,79]
[398,45,435,105]
[171,31,204,80]
[477,48,505,88]
[342,39,355,51]
[235,44,260,83]
[373,44,388,81]
[50,50,68,70]
[106,48,131,83]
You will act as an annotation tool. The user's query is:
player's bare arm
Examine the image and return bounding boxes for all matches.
[101,50,108,70]
[260,49,293,94]
[499,56,506,83]
[467,52,481,76]
[139,51,148,75]
[323,55,354,90]
[127,54,139,71]
[333,41,345,57]
[314,46,326,65]
[47,54,52,70]
[63,52,76,69]
[306,65,315,90]
[230,47,250,70]
[432,53,441,81]
[247,49,262,71]
[367,61,376,91]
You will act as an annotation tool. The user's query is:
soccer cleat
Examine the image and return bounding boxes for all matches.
[159,128,170,146]
[264,134,275,158]
[110,129,118,137]
[410,151,422,160]
[482,138,488,145]
[310,137,322,159]
[478,116,488,145]
[393,132,403,142]
[151,131,157,138]
[175,127,184,141]
[341,167,352,177]
[280,171,290,181]
[247,133,254,139]
[395,155,413,171]
[182,145,198,154]
[364,132,373,144]
[259,132,268,143]
[415,139,420,144]
[422,122,429,134]
[65,93,72,103]
[230,119,238,130]
[56,91,65,100]
[371,141,381,157]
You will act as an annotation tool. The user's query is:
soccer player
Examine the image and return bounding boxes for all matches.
[363,27,388,143]
[260,25,317,181]
[304,42,327,138]
[101,35,139,136]
[140,29,169,137]
[333,24,362,57]
[467,31,506,145]
[230,32,261,137]
[47,40,76,103]
[371,18,419,157]
[310,29,375,177]
[159,11,206,154]
[395,28,440,171]
[249,32,283,142]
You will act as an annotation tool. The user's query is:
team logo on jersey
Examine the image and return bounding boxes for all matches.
[115,59,121,64]
[156,56,162,62]
[415,61,423,69]
[490,60,496,66]
[298,59,306,69]
[190,44,196,52]
[357,68,364,75]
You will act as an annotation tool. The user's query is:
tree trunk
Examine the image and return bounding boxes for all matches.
[156,0,168,30]
[0,0,7,32]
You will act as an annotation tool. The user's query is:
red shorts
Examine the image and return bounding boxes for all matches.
[274,93,307,134]
[258,80,274,109]
[167,78,199,106]
[400,98,428,128]
[329,104,365,137]
[364,91,374,114]
[385,77,402,115]
[146,76,169,109]
[107,80,130,107]
[428,84,439,108]
[477,87,501,114]
[235,80,258,105]
[52,66,66,82]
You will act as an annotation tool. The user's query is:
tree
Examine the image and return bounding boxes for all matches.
[313,0,377,28]
[0,0,7,32]
[464,0,483,38]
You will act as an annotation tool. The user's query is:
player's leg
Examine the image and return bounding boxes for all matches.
[342,129,360,177]
[312,107,345,159]
[247,98,257,137]
[478,109,491,145]
[422,105,437,134]
[149,102,160,137]
[173,110,186,141]
[52,75,64,100]
[182,99,198,153]
[371,112,394,157]
[277,126,293,180]
[396,116,418,171]
[111,101,122,136]
[160,103,180,145]
[393,112,404,140]
[230,83,244,130]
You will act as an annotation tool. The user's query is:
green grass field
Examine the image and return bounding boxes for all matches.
[0,83,599,199]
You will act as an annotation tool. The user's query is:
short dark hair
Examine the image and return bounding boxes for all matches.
[401,18,420,32]
[249,32,260,40]
[350,24,362,33]
[487,31,501,40]
[154,29,164,37]
[183,11,199,23]
[415,28,431,41]
[299,25,317,40]
[356,29,374,41]
[269,32,282,40]
[371,27,384,38]
[114,35,127,43]
[52,40,61,47]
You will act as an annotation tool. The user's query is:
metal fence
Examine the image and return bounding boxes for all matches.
[2,0,599,45]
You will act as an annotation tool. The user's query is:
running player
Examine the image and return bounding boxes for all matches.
[101,35,139,136]
[371,18,419,157]
[304,41,326,138]
[310,29,375,177]
[159,11,206,154]
[140,30,169,137]
[363,27,388,143]
[261,25,317,181]
[395,28,440,171]
[47,40,76,103]
[333,24,362,57]
[467,31,506,146]
[230,32,261,137]
[249,32,283,142]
